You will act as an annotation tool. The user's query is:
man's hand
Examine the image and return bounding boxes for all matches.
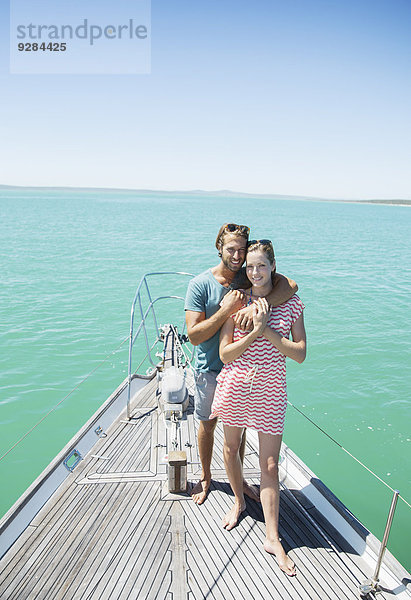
[232,304,255,332]
[186,290,245,347]
[220,290,245,314]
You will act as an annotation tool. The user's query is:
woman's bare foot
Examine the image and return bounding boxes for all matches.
[222,501,246,530]
[243,480,260,502]
[190,479,210,504]
[264,539,296,576]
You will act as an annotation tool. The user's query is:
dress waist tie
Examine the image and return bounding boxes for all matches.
[243,365,259,395]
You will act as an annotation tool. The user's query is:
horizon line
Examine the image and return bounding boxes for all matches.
[0,183,410,204]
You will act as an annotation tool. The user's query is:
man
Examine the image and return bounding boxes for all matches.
[185,223,298,504]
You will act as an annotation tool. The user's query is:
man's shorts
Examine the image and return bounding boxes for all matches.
[193,370,219,421]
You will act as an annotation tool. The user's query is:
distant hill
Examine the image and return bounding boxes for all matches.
[0,184,409,205]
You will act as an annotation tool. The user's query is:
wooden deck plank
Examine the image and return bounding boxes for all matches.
[211,471,374,600]
[279,491,364,597]
[70,482,162,599]
[1,373,409,600]
[279,519,354,600]
[2,407,162,599]
[104,505,171,598]
[206,480,307,600]
[167,503,189,599]
[131,377,158,409]
[184,509,268,600]
[93,495,171,599]
[242,486,350,600]
[26,403,155,535]
[107,414,155,474]
[269,492,358,599]
[0,481,104,597]
[182,505,246,600]
[65,483,162,599]
[188,483,299,600]
[0,524,37,580]
[125,515,172,600]
[23,483,130,600]
[150,569,172,600]
[96,415,152,473]
[59,482,157,600]
[280,488,395,600]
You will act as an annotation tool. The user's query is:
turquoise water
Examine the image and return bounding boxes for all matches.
[0,189,410,570]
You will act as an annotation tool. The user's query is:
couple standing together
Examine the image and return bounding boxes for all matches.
[184,223,307,576]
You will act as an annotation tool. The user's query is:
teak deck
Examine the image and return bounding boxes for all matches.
[0,376,409,599]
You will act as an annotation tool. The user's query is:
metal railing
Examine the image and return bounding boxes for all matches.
[126,271,195,419]
[359,490,401,596]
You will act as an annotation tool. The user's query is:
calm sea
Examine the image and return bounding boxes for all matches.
[0,188,410,570]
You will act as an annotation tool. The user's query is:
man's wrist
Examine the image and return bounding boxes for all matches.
[219,303,235,319]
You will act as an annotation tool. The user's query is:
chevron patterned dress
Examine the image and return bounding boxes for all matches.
[210,295,305,435]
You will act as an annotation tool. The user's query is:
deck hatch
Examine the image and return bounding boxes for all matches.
[63,448,82,472]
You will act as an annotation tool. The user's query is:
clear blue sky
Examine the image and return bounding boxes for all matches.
[1,0,410,199]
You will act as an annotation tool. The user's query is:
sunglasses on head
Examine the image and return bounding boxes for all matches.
[224,223,250,235]
[247,239,272,246]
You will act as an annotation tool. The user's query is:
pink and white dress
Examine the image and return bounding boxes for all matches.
[210,295,305,435]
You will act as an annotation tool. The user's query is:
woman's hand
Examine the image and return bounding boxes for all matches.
[232,304,254,331]
[252,298,270,335]
[262,312,307,363]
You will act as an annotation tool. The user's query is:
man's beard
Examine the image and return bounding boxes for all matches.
[221,254,243,273]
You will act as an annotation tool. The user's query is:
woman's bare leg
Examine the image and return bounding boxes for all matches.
[258,432,296,576]
[222,425,246,530]
[239,430,260,502]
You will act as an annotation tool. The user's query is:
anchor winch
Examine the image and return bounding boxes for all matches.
[158,325,190,493]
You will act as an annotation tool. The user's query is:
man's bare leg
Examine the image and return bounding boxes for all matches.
[239,430,260,502]
[191,418,217,504]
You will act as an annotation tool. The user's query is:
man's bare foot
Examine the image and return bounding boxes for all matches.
[264,539,296,576]
[190,479,210,504]
[243,480,260,502]
[222,501,246,530]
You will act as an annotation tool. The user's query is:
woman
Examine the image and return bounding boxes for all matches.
[210,239,306,576]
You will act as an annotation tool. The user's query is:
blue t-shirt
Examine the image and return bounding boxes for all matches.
[184,269,231,372]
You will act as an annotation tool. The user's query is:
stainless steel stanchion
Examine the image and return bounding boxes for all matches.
[359,490,400,596]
